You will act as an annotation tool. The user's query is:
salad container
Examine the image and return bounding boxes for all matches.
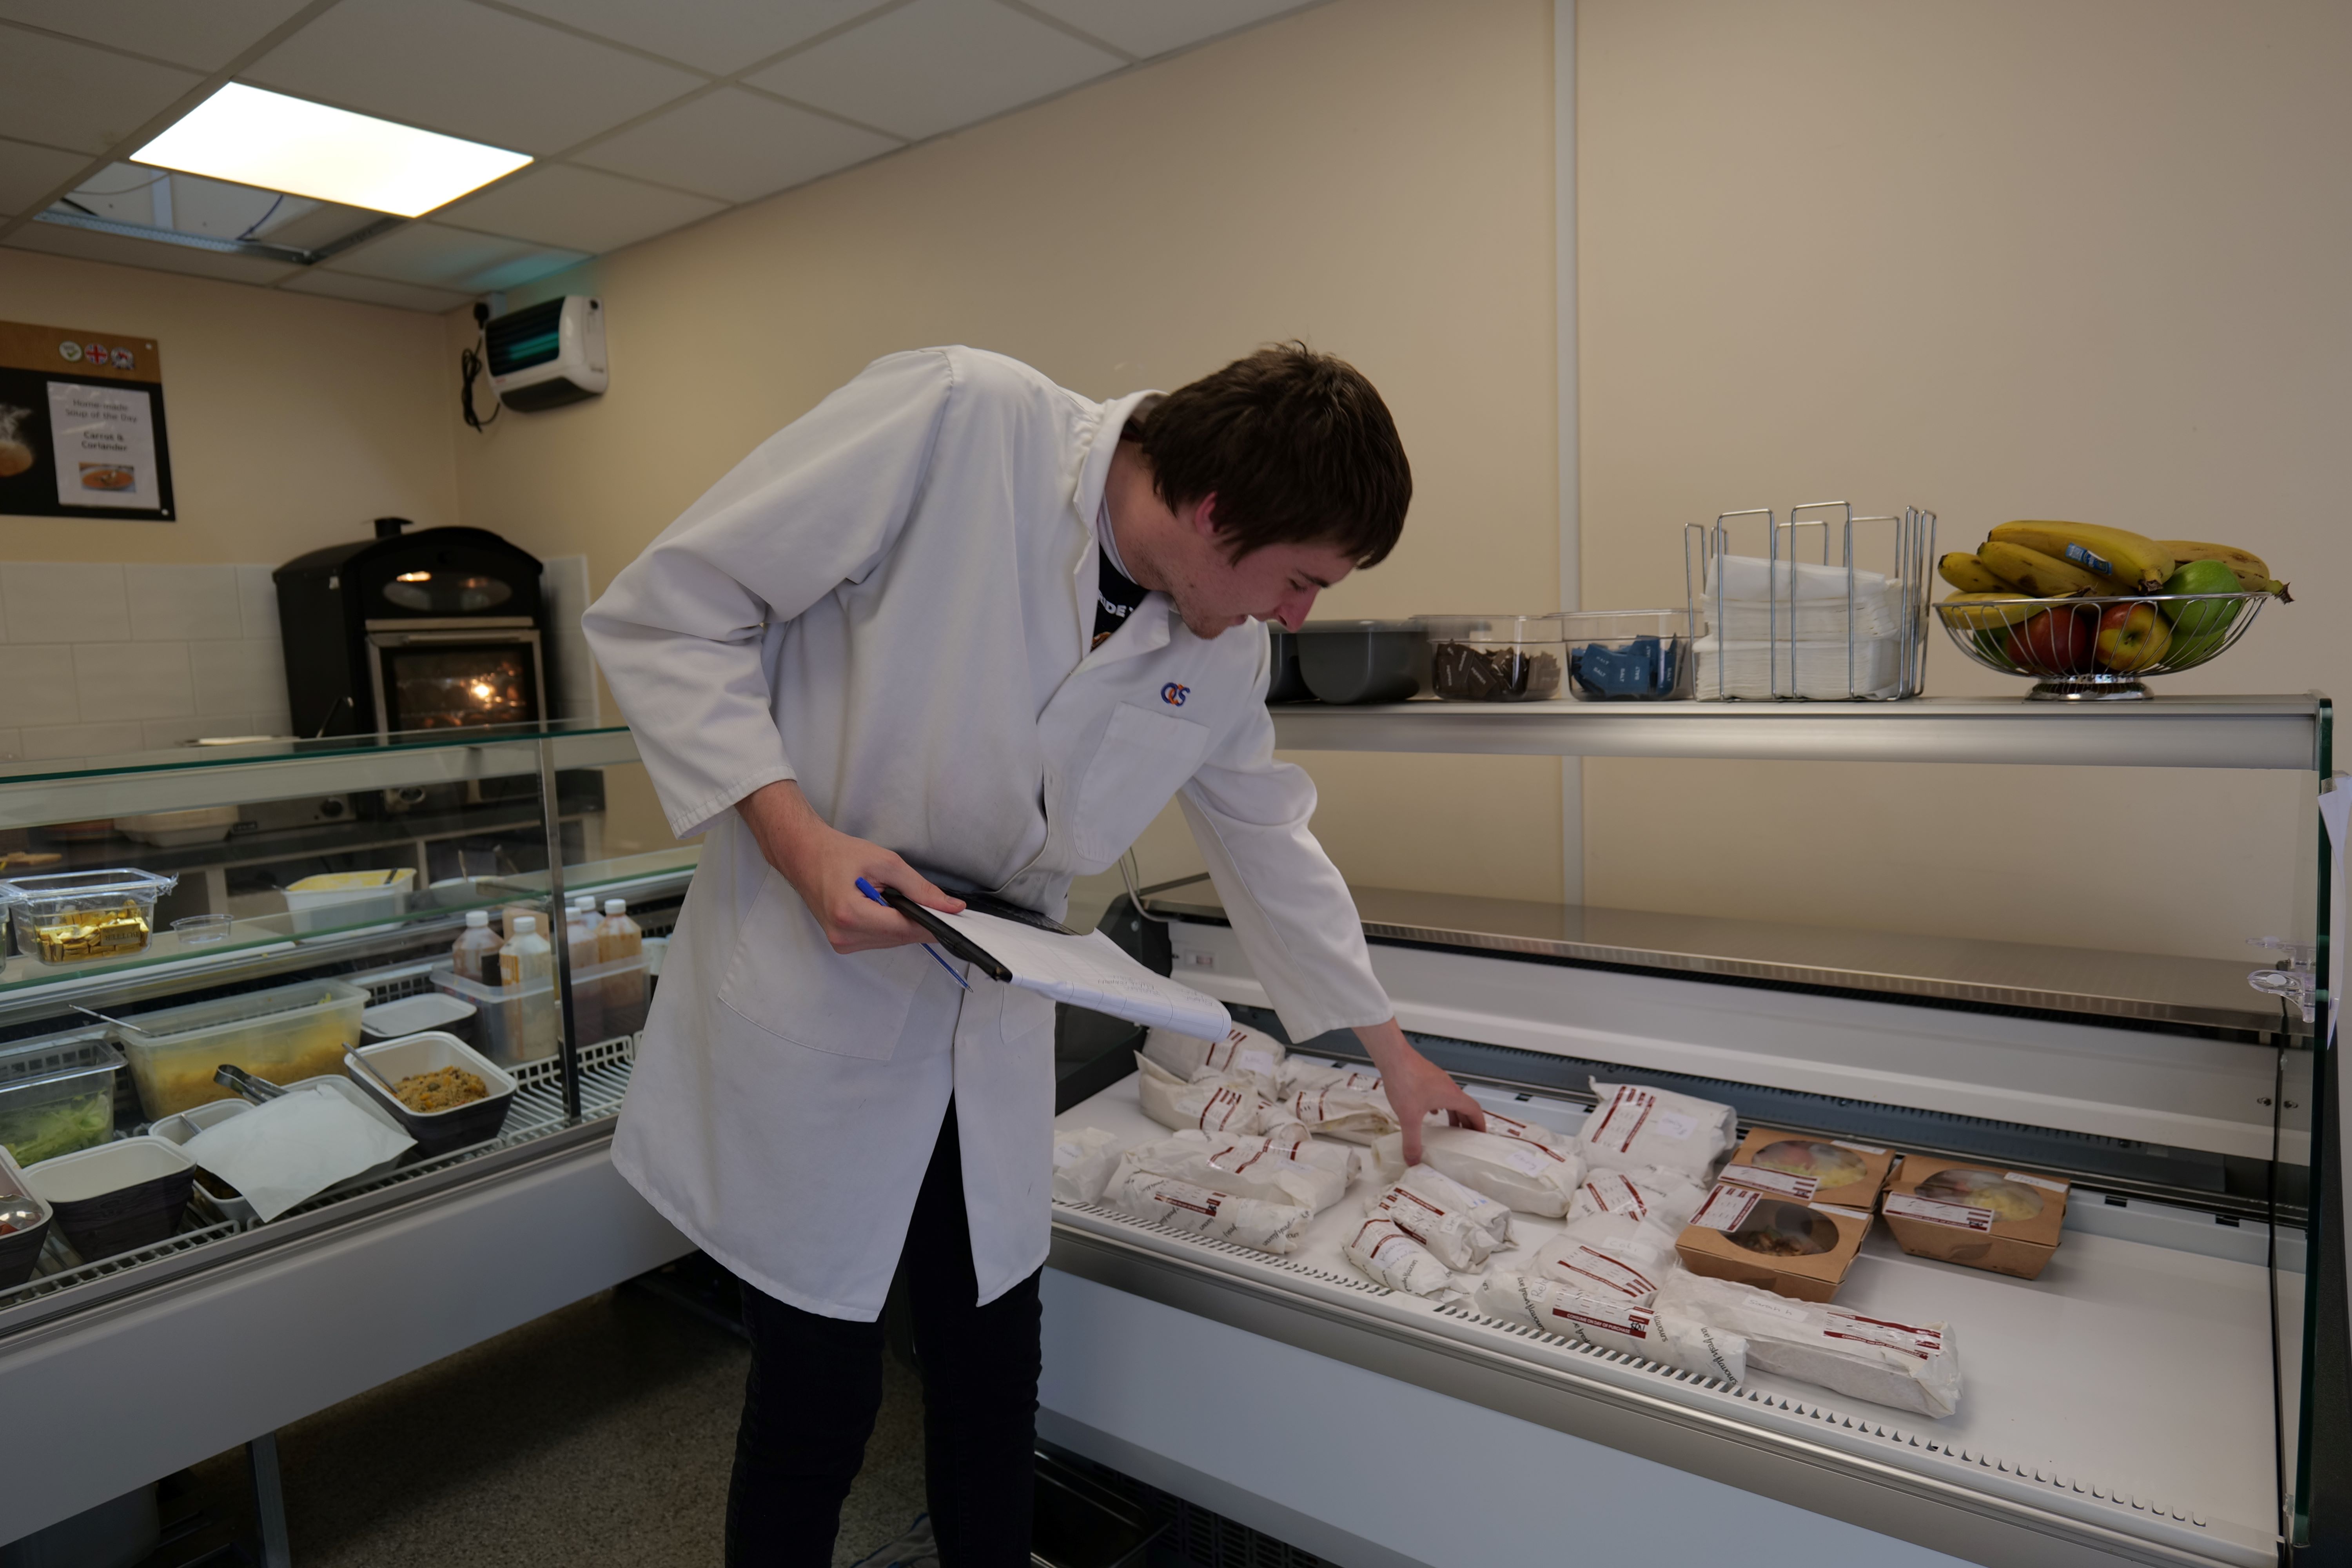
[0,1028,124,1167]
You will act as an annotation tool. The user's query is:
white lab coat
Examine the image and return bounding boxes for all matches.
[583,347,1390,1319]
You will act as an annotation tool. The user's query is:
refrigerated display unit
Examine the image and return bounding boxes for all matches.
[0,699,2339,1567]
[1040,697,2342,1568]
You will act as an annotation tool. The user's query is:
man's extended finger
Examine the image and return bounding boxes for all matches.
[1399,1117,1424,1166]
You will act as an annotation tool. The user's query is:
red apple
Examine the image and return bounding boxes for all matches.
[2008,607,2096,672]
[2096,602,2172,672]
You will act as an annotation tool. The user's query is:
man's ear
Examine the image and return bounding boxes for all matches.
[1185,493,1220,539]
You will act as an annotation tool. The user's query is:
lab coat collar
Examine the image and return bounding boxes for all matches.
[1072,388,1163,529]
[1069,388,1166,666]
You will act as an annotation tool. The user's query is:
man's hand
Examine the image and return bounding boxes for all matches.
[1354,1018,1484,1164]
[739,780,964,954]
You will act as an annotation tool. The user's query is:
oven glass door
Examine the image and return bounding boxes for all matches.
[374,640,543,731]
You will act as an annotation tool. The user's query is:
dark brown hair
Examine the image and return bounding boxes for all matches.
[1126,343,1410,567]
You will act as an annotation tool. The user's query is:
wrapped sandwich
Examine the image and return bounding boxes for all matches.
[1475,1272,1747,1383]
[1655,1272,1960,1418]
[1419,1125,1585,1216]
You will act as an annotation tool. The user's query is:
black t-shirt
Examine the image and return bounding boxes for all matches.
[1093,548,1147,650]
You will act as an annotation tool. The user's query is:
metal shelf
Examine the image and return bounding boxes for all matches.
[1269,693,2329,770]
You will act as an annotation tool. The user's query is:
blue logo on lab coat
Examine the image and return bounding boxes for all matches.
[1161,683,1189,707]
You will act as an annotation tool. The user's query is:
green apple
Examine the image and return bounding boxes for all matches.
[2160,559,2243,663]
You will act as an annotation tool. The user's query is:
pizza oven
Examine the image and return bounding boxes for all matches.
[275,518,549,740]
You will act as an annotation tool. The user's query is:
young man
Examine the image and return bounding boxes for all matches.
[584,343,1483,1566]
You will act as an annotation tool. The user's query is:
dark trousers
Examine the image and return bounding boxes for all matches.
[726,1105,1042,1566]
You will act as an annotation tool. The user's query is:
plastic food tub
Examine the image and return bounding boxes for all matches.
[431,955,648,1064]
[22,1136,196,1259]
[0,868,178,965]
[0,1028,125,1167]
[1419,615,1567,702]
[114,978,370,1118]
[348,1033,518,1157]
[283,869,416,935]
[1555,610,1701,702]
[1264,629,1313,703]
[1293,620,1428,704]
[152,1076,413,1222]
[0,1142,54,1289]
[363,991,479,1046]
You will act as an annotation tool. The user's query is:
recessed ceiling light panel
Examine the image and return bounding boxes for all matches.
[131,83,531,219]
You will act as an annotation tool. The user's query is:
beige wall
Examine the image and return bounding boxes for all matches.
[450,0,1568,907]
[2,0,2332,956]
[0,248,457,565]
[1575,0,2347,958]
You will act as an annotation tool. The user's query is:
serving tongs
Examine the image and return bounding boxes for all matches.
[214,1063,287,1103]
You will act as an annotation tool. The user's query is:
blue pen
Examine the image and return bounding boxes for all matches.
[857,877,971,990]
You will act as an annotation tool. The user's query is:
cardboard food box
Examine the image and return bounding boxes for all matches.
[1721,1128,1896,1212]
[1674,1181,1873,1302]
[1878,1156,2069,1280]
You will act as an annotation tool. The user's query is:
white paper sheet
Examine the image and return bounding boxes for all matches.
[930,907,1229,1038]
[180,1084,414,1222]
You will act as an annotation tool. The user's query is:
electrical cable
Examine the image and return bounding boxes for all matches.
[461,302,501,433]
[1118,850,1171,924]
[236,192,285,241]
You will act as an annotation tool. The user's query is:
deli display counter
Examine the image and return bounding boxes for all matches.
[0,700,2338,1568]
[1039,695,2341,1568]
[0,722,696,1549]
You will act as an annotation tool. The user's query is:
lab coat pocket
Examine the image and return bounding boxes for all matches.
[717,870,922,1060]
[1068,702,1211,866]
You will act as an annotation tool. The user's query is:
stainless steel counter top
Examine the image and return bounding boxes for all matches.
[1144,880,2298,1038]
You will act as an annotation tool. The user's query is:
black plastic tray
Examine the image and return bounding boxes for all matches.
[48,1168,193,1260]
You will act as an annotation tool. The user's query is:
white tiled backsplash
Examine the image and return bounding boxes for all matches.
[0,557,597,762]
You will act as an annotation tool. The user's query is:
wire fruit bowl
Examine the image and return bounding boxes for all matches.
[1934,591,2272,701]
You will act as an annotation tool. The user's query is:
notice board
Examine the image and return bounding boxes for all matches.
[0,319,175,522]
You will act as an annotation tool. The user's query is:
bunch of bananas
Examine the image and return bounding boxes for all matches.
[1937,523,2289,677]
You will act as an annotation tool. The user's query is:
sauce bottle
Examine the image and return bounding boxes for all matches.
[499,915,557,1062]
[595,898,649,1036]
[451,909,503,982]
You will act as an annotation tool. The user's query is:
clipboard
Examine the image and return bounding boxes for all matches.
[877,886,1014,981]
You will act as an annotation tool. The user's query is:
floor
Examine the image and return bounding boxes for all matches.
[181,1280,930,1568]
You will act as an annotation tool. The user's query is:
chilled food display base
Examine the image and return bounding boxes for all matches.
[1052,1068,2283,1567]
[0,1033,637,1318]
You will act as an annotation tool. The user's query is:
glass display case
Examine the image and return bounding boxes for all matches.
[1041,695,2342,1568]
[0,701,2338,1566]
[0,722,697,1549]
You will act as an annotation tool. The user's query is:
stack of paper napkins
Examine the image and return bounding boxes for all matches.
[1696,555,1906,699]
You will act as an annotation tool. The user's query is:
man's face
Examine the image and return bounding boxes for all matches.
[1158,496,1357,638]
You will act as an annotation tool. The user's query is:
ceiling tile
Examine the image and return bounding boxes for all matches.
[244,0,704,156]
[575,88,898,204]
[0,0,314,72]
[0,136,92,218]
[0,26,201,155]
[438,163,726,252]
[3,219,304,286]
[495,0,889,76]
[323,220,588,292]
[1016,0,1313,59]
[277,270,472,314]
[746,0,1122,143]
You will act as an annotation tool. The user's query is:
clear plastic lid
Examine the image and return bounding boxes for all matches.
[0,868,178,906]
[1553,609,1703,640]
[1417,614,1562,642]
[1296,619,1422,634]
